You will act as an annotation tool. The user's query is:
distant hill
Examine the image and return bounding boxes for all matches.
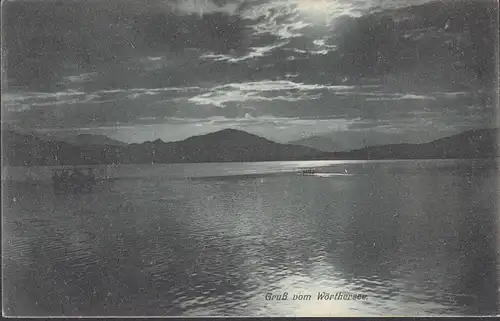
[2,128,498,166]
[126,129,326,164]
[289,136,342,152]
[326,128,499,160]
[62,134,126,146]
[1,128,327,166]
[1,130,122,166]
[2,127,125,146]
[289,130,460,152]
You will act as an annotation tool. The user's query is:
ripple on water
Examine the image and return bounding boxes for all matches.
[4,236,34,253]
[4,164,497,316]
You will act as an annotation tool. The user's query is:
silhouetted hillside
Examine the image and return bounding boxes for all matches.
[64,134,126,146]
[288,128,462,152]
[2,130,126,166]
[2,128,498,166]
[126,129,326,164]
[172,129,325,163]
[289,136,342,152]
[2,128,326,166]
[327,128,499,160]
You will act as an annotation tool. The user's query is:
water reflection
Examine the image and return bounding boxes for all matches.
[2,161,498,316]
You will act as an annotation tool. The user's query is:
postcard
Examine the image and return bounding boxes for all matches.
[2,0,499,317]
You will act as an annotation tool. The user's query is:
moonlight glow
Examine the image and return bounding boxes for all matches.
[292,0,362,24]
[295,0,339,14]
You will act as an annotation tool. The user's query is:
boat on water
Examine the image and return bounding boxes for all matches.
[52,167,96,193]
[301,168,316,175]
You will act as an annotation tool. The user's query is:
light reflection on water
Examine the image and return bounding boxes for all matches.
[2,160,499,316]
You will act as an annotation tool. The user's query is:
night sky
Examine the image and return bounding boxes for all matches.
[2,0,498,145]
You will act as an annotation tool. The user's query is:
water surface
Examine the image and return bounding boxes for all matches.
[2,160,499,316]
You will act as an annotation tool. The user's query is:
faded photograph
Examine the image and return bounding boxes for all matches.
[1,0,499,317]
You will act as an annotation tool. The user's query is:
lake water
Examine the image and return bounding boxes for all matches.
[2,160,499,316]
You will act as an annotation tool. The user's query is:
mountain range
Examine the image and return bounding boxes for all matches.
[2,128,498,166]
[327,128,499,160]
[54,134,126,146]
[288,127,476,152]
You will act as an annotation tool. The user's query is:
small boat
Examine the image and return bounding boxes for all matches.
[52,167,97,193]
[301,168,316,175]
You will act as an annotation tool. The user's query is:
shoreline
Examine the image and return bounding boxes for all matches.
[3,157,499,169]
